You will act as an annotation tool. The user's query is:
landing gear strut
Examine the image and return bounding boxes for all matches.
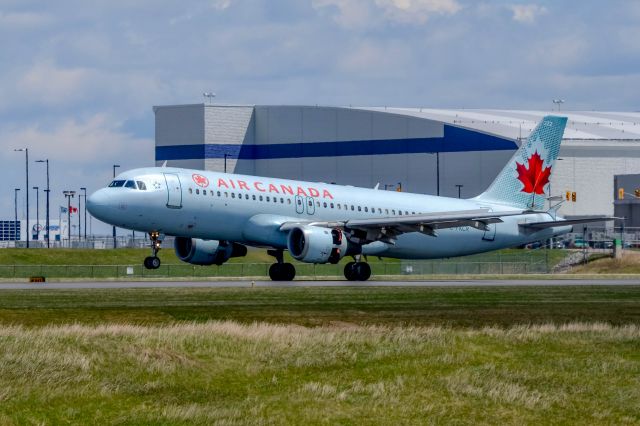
[144,231,162,270]
[344,260,371,281]
[267,249,296,281]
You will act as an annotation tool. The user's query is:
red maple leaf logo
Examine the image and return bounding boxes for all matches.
[516,151,551,195]
[192,174,209,188]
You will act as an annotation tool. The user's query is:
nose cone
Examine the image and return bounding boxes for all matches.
[87,189,114,223]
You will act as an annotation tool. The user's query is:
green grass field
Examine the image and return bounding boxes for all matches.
[0,248,568,278]
[0,286,639,423]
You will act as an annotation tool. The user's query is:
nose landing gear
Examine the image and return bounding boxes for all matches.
[144,231,163,270]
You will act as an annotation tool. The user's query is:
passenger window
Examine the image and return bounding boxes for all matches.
[189,188,193,194]
[136,181,147,190]
[217,191,221,196]
[308,200,312,206]
[358,206,361,211]
[266,196,270,202]
[273,197,277,203]
[259,195,263,201]
[330,203,334,209]
[323,202,327,208]
[246,194,249,200]
[297,199,302,205]
[405,211,409,215]
[287,199,291,204]
[280,198,284,203]
[364,207,368,212]
[203,190,207,195]
[378,208,382,214]
[316,201,321,207]
[195,188,200,195]
[231,193,235,198]
[351,205,354,211]
[392,210,396,215]
[399,211,403,215]
[252,195,256,200]
[225,192,228,197]
[124,180,137,189]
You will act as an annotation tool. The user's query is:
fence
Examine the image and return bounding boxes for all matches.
[0,250,559,279]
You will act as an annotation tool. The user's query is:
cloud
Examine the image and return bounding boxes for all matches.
[1,114,152,164]
[16,61,93,107]
[508,4,547,23]
[0,11,52,29]
[312,0,461,27]
[375,0,462,24]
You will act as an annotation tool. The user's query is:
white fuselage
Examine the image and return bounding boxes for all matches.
[87,167,570,260]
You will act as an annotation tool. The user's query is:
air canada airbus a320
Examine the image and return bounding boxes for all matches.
[87,116,610,281]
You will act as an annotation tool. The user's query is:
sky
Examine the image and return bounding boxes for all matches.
[1,0,639,234]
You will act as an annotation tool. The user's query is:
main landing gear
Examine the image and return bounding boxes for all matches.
[144,231,162,270]
[343,259,371,281]
[267,249,296,281]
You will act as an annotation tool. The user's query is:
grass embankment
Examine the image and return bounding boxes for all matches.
[570,252,640,274]
[1,286,639,423]
[0,322,638,424]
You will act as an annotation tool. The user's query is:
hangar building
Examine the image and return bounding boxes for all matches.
[154,104,640,220]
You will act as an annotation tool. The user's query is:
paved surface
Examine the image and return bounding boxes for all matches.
[0,279,639,290]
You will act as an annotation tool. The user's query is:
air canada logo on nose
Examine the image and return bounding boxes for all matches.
[192,174,209,188]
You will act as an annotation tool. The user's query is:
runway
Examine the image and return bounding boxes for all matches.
[1,278,639,290]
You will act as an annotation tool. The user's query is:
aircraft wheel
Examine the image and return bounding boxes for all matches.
[150,256,161,269]
[268,263,281,281]
[282,263,296,281]
[344,262,357,281]
[144,256,161,270]
[354,262,371,281]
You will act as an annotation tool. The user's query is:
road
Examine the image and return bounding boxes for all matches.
[1,279,639,290]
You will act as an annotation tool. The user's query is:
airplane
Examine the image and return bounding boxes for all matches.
[87,115,611,281]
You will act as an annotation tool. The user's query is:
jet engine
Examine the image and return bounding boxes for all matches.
[287,226,352,264]
[174,237,247,266]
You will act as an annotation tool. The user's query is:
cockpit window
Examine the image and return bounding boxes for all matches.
[136,181,147,190]
[109,180,125,187]
[124,180,137,189]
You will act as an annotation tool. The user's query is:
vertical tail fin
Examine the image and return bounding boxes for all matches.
[474,115,567,210]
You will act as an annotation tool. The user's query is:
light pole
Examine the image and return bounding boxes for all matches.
[36,159,50,248]
[430,152,440,196]
[224,153,228,173]
[14,188,20,242]
[33,186,39,240]
[112,165,120,248]
[63,190,75,246]
[14,148,29,248]
[455,184,463,199]
[81,187,87,240]
[78,188,82,241]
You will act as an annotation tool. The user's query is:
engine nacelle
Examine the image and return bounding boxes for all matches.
[287,226,350,264]
[174,237,247,266]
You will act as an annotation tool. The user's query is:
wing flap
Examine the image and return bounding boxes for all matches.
[519,216,617,230]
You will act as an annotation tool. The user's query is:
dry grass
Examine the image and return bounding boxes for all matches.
[570,251,640,274]
[0,321,639,424]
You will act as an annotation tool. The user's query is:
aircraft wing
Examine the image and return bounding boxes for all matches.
[280,208,524,244]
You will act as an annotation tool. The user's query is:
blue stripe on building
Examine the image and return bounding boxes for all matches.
[155,125,517,161]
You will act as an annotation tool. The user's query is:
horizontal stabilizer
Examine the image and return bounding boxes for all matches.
[520,217,617,230]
